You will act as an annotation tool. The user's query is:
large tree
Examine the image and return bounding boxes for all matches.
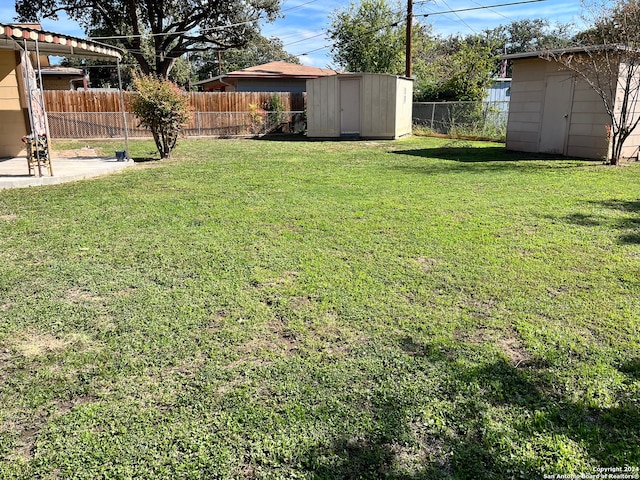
[327,0,405,74]
[546,0,640,165]
[413,34,498,101]
[192,35,300,81]
[485,19,575,76]
[15,0,281,79]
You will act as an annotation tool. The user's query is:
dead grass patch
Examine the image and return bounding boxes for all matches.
[66,287,105,304]
[413,256,441,273]
[8,330,98,359]
[456,326,531,367]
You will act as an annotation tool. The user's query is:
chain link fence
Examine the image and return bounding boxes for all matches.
[412,101,509,140]
[47,111,306,139]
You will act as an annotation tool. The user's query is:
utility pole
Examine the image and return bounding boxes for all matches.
[405,0,413,78]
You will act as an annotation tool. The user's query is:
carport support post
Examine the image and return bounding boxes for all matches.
[35,38,53,176]
[117,58,131,160]
[22,40,42,176]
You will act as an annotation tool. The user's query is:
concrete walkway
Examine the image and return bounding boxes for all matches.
[0,150,134,190]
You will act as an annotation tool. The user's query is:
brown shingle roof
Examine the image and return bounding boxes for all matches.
[226,61,339,79]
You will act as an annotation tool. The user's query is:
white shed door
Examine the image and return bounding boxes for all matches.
[340,78,361,135]
[539,74,574,154]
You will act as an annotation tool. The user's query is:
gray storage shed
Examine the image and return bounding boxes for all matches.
[306,73,413,139]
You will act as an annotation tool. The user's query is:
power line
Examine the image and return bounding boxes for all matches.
[295,0,545,59]
[414,0,545,18]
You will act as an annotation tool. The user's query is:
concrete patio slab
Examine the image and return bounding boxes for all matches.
[0,153,134,190]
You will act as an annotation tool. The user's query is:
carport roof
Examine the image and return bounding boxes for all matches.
[0,22,123,60]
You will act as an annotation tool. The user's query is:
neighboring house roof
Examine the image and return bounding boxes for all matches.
[0,22,123,60]
[226,61,339,79]
[193,61,339,89]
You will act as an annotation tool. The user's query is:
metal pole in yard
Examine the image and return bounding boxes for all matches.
[405,0,413,78]
[117,58,131,160]
[35,38,53,175]
[431,103,435,130]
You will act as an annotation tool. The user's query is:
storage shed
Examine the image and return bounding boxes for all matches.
[504,46,640,159]
[306,73,413,139]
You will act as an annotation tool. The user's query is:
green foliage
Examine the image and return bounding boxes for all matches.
[414,36,498,101]
[192,35,300,81]
[247,95,288,135]
[484,19,576,76]
[328,0,405,74]
[15,0,281,78]
[131,74,191,158]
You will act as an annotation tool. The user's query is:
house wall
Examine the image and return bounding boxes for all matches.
[507,56,611,159]
[0,50,28,157]
[42,76,81,90]
[236,78,309,94]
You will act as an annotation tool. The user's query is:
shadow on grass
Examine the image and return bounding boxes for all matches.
[132,157,160,163]
[392,144,597,173]
[562,200,640,244]
[298,341,639,479]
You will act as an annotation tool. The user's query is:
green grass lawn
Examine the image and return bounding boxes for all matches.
[0,136,639,479]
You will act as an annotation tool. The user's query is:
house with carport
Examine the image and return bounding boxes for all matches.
[0,22,123,158]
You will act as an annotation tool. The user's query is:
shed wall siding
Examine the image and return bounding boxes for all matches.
[0,51,28,157]
[566,79,609,159]
[394,78,413,138]
[306,76,339,137]
[507,56,614,159]
[616,62,640,159]
[362,74,395,137]
[307,74,412,139]
[505,58,546,153]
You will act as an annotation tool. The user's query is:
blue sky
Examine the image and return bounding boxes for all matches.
[1,0,586,68]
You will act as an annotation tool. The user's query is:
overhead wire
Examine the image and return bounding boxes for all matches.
[292,0,545,57]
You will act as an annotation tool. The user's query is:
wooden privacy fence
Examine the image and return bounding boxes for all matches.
[43,91,306,139]
[43,91,306,113]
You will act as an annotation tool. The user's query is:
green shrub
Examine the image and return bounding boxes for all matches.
[131,74,191,158]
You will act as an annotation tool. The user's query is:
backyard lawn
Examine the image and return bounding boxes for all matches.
[0,136,638,479]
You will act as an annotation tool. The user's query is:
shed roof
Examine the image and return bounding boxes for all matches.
[0,22,123,60]
[502,44,634,60]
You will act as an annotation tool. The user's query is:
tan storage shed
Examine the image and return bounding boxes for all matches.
[306,73,413,139]
[504,47,640,160]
